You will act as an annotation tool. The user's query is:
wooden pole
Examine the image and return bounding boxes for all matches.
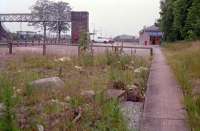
[8,41,13,54]
[43,22,47,56]
[131,49,133,56]
[91,42,94,57]
[150,48,153,56]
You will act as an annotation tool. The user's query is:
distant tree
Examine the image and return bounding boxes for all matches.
[30,0,71,41]
[173,0,193,40]
[48,1,71,42]
[158,0,197,41]
[185,0,200,40]
[30,0,53,28]
[159,0,176,41]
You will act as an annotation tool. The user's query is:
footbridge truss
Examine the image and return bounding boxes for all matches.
[0,13,71,22]
[0,11,89,44]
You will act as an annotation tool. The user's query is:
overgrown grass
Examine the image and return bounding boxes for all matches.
[163,41,200,131]
[0,75,19,131]
[0,51,151,130]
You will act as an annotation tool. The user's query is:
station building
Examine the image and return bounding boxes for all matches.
[139,25,163,45]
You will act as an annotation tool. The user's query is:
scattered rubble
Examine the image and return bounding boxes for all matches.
[112,81,126,90]
[72,107,82,123]
[127,85,144,102]
[81,90,95,101]
[120,102,143,130]
[105,89,127,101]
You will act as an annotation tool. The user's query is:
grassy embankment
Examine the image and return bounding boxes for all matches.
[0,50,151,131]
[164,41,200,131]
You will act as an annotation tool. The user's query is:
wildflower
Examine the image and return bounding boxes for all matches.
[134,67,148,73]
[74,66,83,71]
[37,124,44,131]
[131,60,134,65]
[16,89,22,94]
[64,96,71,102]
[55,57,71,62]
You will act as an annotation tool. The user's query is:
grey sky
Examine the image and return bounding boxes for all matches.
[0,0,161,37]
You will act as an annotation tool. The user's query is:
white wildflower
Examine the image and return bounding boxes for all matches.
[74,66,83,71]
[37,124,44,131]
[64,96,71,102]
[13,86,17,90]
[16,89,22,94]
[50,99,59,103]
[59,57,71,62]
[55,57,71,62]
[131,60,134,65]
[17,70,22,73]
[134,67,148,73]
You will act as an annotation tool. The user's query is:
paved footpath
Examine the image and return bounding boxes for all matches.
[140,47,188,131]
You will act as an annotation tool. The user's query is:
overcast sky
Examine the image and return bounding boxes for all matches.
[0,0,161,37]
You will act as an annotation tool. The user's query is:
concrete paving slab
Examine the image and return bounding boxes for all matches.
[140,47,189,131]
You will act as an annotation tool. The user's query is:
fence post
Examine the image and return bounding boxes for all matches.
[17,40,19,47]
[78,46,80,57]
[43,22,47,56]
[150,48,153,56]
[131,49,133,56]
[121,41,124,53]
[8,41,13,54]
[91,42,94,57]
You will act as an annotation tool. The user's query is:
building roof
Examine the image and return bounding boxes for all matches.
[114,34,138,42]
[114,34,135,40]
[144,25,160,32]
[140,25,163,37]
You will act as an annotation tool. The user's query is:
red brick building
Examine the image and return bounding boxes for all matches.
[71,11,89,44]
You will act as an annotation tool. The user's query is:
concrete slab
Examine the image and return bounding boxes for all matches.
[140,47,189,131]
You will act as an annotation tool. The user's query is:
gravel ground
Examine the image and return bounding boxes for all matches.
[120,102,143,131]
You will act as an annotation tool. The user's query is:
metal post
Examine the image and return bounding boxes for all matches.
[43,22,47,56]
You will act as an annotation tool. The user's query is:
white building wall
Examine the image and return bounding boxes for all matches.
[139,32,150,45]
